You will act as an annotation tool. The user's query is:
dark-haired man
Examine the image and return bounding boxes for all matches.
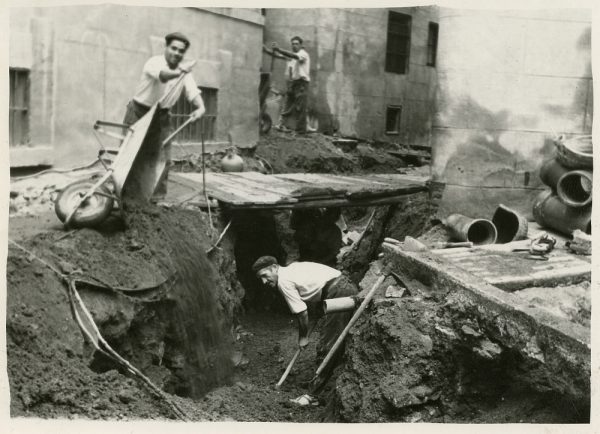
[252,256,357,364]
[272,36,310,134]
[124,32,205,198]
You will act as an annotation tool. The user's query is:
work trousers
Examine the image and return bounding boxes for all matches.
[122,100,172,198]
[280,79,309,133]
[316,274,358,361]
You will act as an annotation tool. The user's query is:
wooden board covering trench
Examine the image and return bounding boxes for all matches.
[174,172,430,209]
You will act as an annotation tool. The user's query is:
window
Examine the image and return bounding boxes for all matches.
[427,22,439,67]
[385,12,411,74]
[385,106,402,134]
[171,87,218,142]
[9,68,30,146]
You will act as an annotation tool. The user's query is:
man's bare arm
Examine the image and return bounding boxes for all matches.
[296,310,309,348]
[189,94,205,122]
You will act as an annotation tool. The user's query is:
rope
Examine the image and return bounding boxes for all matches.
[7,238,190,421]
[206,219,232,253]
[10,159,103,181]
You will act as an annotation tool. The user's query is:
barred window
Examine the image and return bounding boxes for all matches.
[10,68,30,146]
[385,12,411,74]
[171,87,218,142]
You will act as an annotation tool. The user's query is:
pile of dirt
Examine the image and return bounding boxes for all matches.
[254,130,408,175]
[7,205,244,418]
[331,261,590,423]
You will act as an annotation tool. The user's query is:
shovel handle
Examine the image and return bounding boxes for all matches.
[275,321,319,389]
[162,117,195,146]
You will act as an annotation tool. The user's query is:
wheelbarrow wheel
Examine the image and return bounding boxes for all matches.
[55,179,114,228]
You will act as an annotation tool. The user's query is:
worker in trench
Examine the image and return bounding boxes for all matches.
[252,255,358,388]
[123,32,205,200]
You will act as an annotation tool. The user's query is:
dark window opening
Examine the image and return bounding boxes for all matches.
[171,87,218,142]
[427,22,439,67]
[10,68,30,146]
[385,12,411,74]
[385,106,402,134]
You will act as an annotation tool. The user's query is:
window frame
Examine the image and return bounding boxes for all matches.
[170,86,218,142]
[9,67,30,146]
[385,11,412,75]
[427,22,439,67]
[385,105,402,135]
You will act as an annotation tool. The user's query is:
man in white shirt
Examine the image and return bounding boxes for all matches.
[272,36,310,134]
[252,256,358,363]
[123,32,205,198]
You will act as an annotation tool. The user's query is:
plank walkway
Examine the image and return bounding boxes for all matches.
[172,172,430,209]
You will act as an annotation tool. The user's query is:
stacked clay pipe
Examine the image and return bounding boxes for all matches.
[534,135,592,236]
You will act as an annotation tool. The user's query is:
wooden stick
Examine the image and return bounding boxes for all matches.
[276,321,319,389]
[162,117,195,147]
[313,273,387,379]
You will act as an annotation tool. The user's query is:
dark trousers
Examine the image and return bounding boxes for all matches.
[316,274,358,360]
[123,100,172,198]
[280,79,309,133]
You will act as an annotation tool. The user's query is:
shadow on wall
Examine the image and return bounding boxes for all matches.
[434,97,559,218]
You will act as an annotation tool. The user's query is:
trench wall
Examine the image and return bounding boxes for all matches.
[9,6,264,168]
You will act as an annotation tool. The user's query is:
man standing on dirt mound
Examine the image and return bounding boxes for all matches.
[123,32,205,200]
[272,36,310,134]
[252,256,358,385]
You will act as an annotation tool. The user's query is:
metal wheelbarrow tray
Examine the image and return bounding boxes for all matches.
[55,103,169,228]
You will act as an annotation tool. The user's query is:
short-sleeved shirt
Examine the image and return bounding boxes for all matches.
[132,55,201,109]
[277,262,341,314]
[290,48,310,82]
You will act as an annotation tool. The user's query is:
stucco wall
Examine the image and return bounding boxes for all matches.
[432,8,592,218]
[263,7,438,145]
[9,6,264,168]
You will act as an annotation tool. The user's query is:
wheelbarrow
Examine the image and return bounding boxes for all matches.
[55,67,197,229]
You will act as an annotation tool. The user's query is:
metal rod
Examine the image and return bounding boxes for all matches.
[313,273,387,379]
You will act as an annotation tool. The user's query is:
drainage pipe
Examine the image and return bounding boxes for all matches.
[556,170,593,208]
[443,214,498,245]
[533,190,591,236]
[539,158,569,190]
[323,296,357,314]
[492,204,528,244]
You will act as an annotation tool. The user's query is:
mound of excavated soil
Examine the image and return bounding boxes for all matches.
[7,205,244,418]
[251,130,407,175]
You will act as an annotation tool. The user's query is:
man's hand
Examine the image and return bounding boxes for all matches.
[189,108,204,122]
[178,60,196,74]
[271,42,279,52]
[299,336,309,348]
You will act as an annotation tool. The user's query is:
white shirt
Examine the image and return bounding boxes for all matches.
[277,262,341,314]
[290,48,310,82]
[132,55,201,109]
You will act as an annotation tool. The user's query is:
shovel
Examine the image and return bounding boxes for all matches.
[276,320,319,389]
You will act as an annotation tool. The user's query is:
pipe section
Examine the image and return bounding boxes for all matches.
[443,214,498,245]
[323,297,357,314]
[492,204,529,244]
[556,170,593,208]
[533,190,591,236]
[539,158,569,190]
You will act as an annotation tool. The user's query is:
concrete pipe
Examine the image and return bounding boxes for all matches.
[323,297,357,314]
[555,135,593,169]
[492,204,528,244]
[556,170,593,208]
[533,190,591,236]
[539,158,569,190]
[443,214,498,245]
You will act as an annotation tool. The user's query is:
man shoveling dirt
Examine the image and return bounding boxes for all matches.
[252,256,358,386]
